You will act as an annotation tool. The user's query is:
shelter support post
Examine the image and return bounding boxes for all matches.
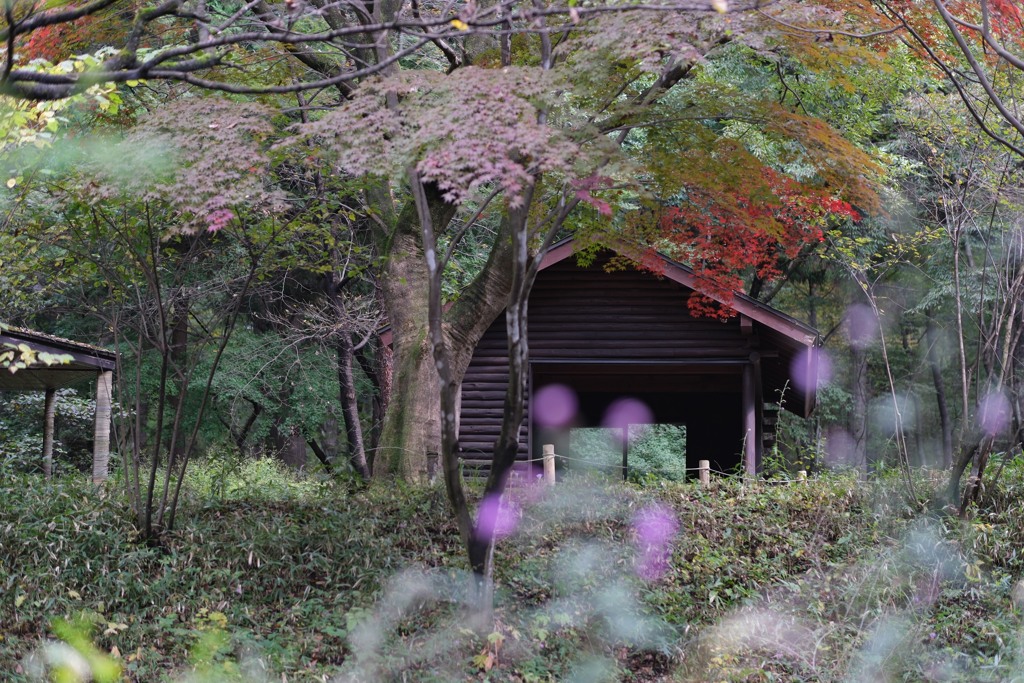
[92,370,113,484]
[742,354,763,478]
[42,387,56,479]
[752,352,763,472]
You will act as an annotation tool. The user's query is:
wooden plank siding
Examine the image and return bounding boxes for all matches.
[458,252,784,478]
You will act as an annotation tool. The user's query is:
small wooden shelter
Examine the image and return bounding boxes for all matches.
[458,240,820,478]
[0,326,116,482]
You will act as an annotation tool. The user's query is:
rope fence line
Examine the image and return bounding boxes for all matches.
[458,448,810,486]
[358,445,807,485]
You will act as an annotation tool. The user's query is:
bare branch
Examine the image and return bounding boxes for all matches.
[0,0,773,100]
[755,8,903,39]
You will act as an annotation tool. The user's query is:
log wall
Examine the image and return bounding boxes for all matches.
[458,253,772,477]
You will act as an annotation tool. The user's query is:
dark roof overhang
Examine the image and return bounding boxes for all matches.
[0,325,116,391]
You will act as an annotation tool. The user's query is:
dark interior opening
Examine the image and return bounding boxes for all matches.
[531,363,745,478]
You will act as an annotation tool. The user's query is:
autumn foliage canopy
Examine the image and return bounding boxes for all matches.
[658,168,860,318]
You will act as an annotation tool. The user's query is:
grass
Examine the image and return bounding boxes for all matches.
[2,459,1024,681]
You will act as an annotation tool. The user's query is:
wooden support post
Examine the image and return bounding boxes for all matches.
[621,429,628,482]
[698,459,710,486]
[42,387,56,479]
[92,370,113,484]
[742,363,757,479]
[751,352,763,473]
[543,444,556,485]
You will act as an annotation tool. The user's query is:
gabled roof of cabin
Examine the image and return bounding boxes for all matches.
[0,325,116,391]
[540,237,818,346]
[539,238,821,416]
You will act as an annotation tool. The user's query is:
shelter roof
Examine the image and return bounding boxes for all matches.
[0,325,116,391]
[539,238,818,346]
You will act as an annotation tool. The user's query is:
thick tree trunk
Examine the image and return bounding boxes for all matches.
[375,225,438,481]
[373,187,512,482]
[849,342,869,476]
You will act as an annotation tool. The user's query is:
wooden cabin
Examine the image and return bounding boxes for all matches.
[457,240,820,479]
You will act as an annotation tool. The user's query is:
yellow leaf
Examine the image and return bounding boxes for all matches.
[68,589,81,599]
[450,18,469,30]
[6,178,16,188]
[14,594,25,608]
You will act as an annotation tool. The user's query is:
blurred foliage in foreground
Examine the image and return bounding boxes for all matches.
[4,457,1024,681]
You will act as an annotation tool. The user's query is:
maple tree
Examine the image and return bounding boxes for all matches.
[303,6,889,590]
[640,168,861,319]
[1,0,897,589]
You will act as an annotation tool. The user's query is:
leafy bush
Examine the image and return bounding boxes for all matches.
[183,455,329,502]
[567,423,688,483]
[628,423,687,482]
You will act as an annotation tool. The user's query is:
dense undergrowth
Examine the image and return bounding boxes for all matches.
[3,459,1024,681]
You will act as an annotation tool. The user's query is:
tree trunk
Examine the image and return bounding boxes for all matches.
[926,315,953,468]
[307,437,333,470]
[849,342,869,476]
[947,434,989,512]
[356,339,387,455]
[371,180,515,484]
[337,332,370,478]
[321,413,339,461]
[374,229,438,480]
[275,425,308,469]
[166,298,189,466]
